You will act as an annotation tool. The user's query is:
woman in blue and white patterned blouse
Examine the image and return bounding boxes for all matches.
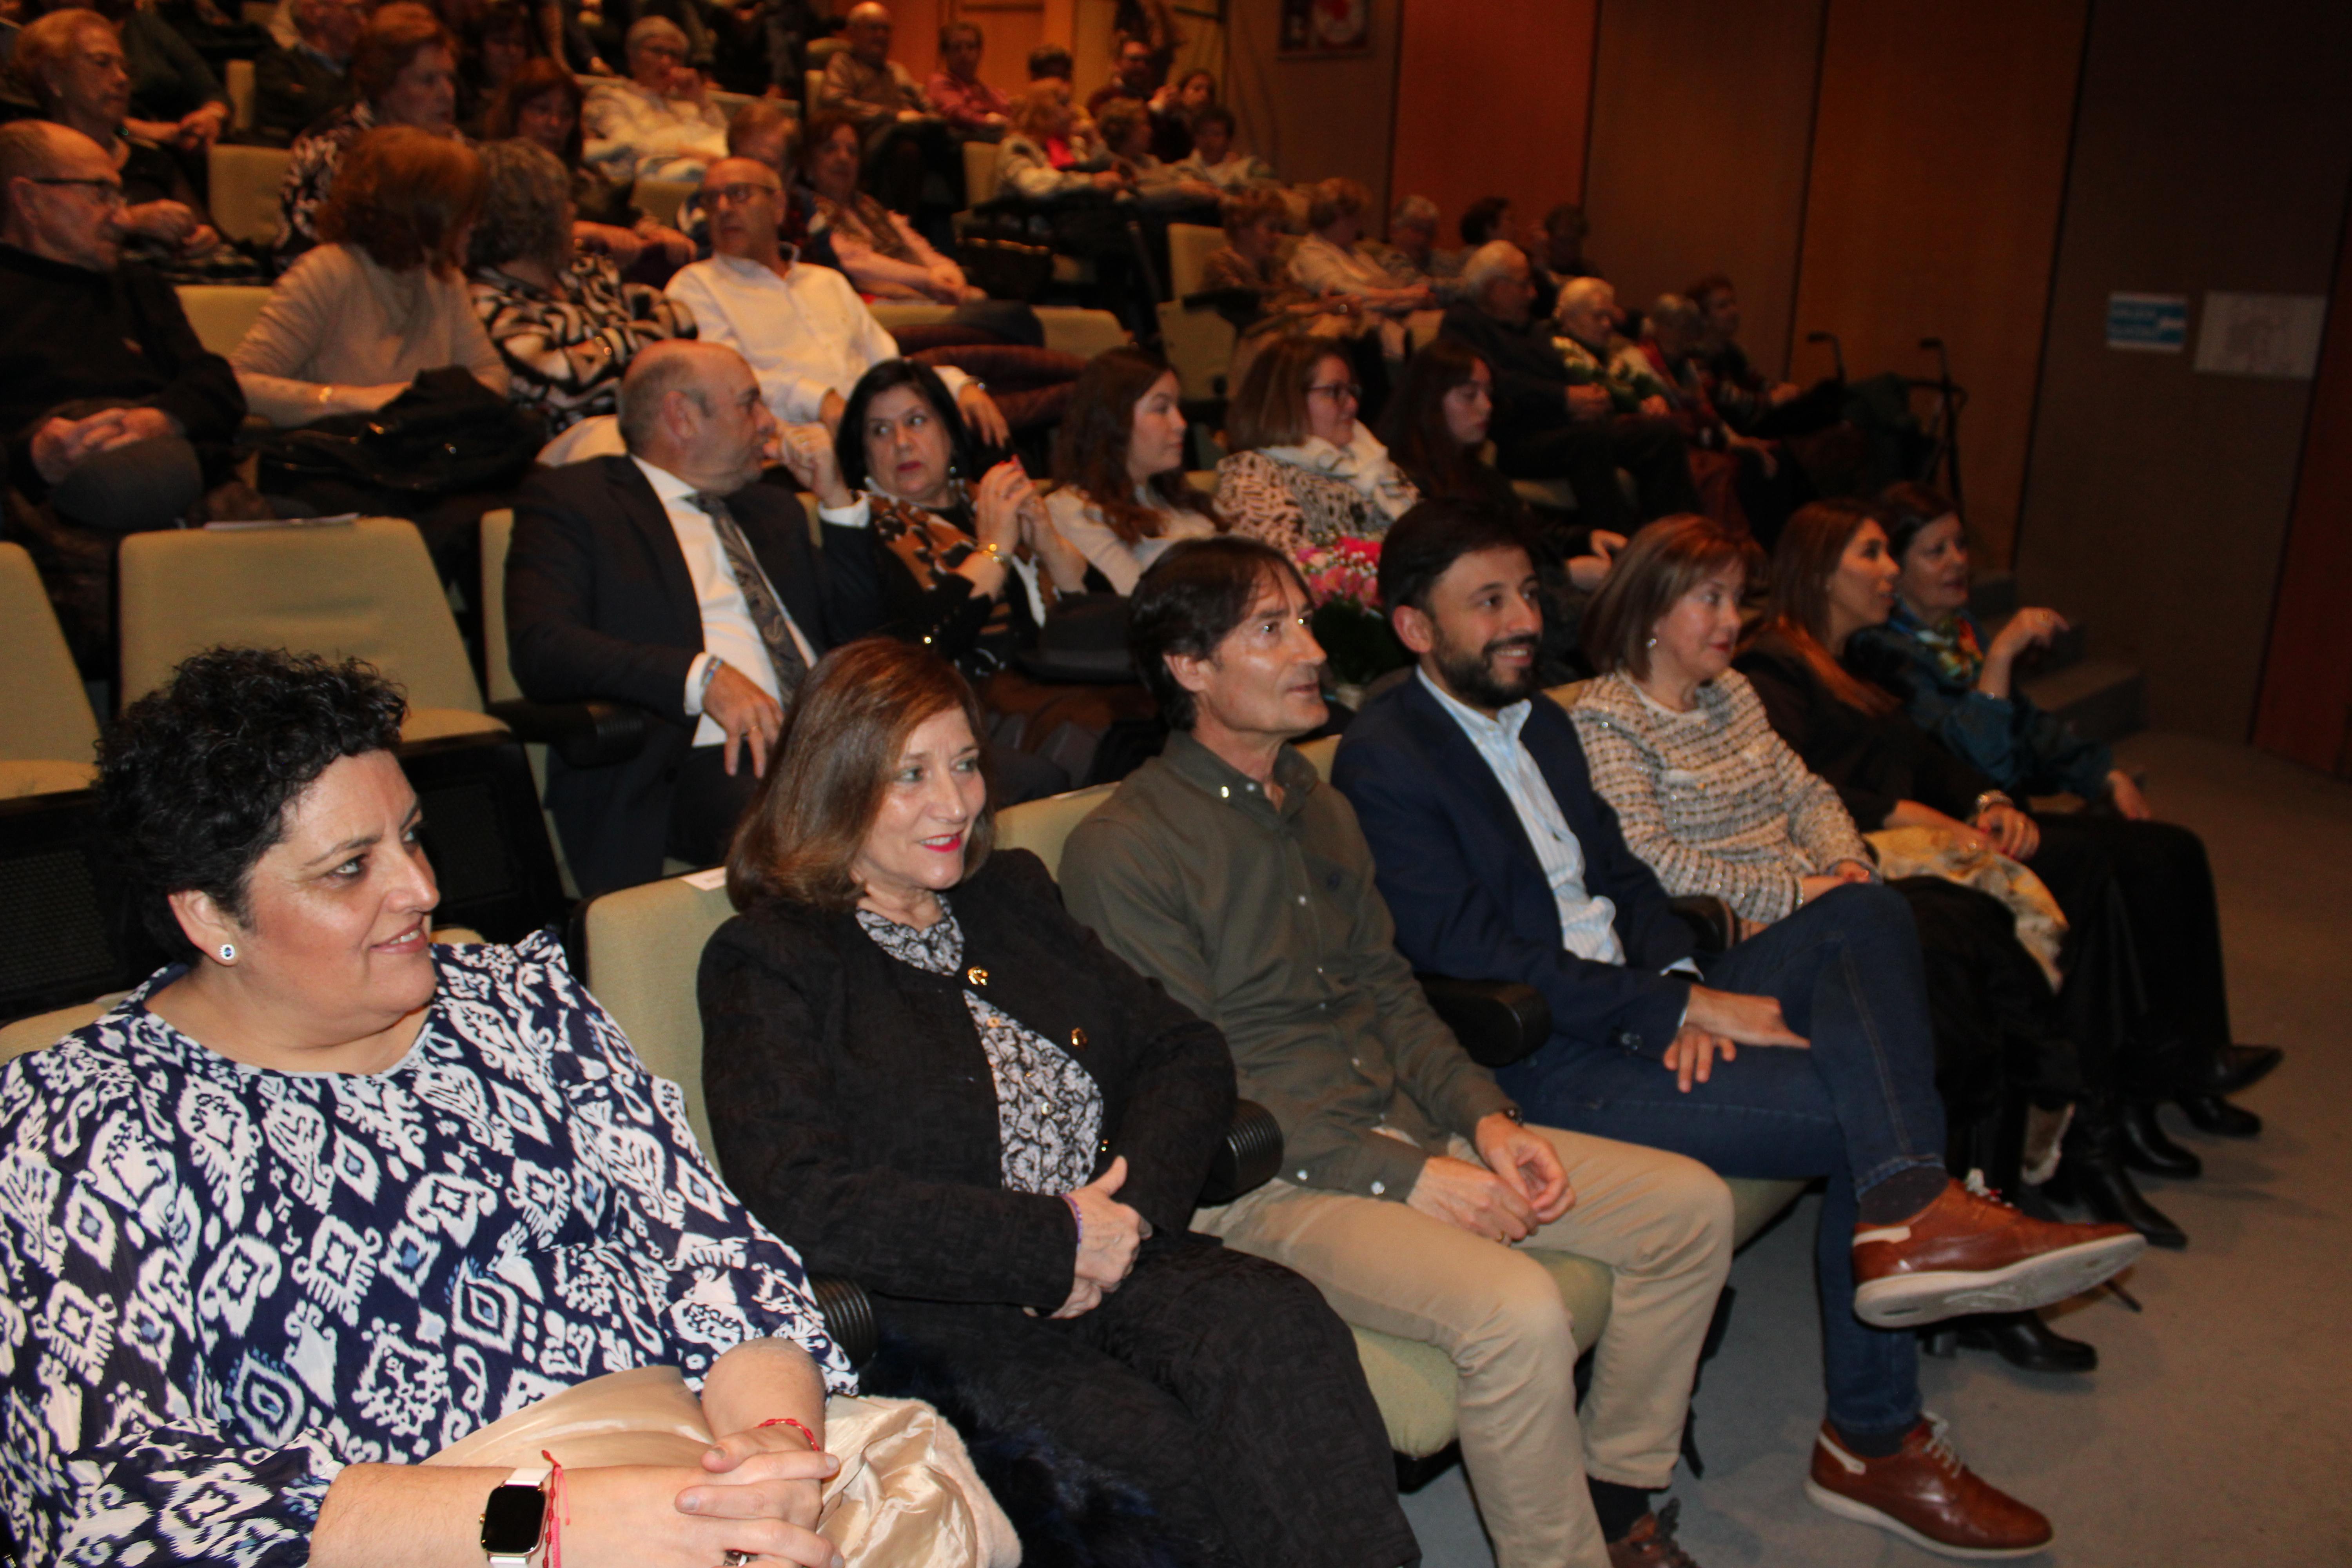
[0,648,854,1567]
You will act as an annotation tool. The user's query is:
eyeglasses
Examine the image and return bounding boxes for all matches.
[709,181,780,205]
[1305,381,1362,403]
[26,176,124,207]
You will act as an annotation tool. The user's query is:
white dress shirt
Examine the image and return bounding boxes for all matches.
[664,254,972,425]
[581,78,728,185]
[634,456,834,746]
[1420,668,1626,963]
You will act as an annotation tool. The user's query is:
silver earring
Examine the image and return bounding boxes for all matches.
[1646,635,1657,648]
[218,943,236,962]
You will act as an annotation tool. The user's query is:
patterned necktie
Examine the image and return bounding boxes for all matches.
[693,490,809,699]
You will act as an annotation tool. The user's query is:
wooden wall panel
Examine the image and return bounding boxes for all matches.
[1385,0,1596,245]
[1582,0,1823,381]
[1226,0,1400,212]
[2017,0,2352,743]
[1790,0,2087,564]
[2253,211,2352,770]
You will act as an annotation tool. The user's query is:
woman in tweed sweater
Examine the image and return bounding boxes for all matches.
[1570,515,2122,1373]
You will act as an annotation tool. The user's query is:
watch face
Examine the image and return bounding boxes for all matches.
[481,1485,548,1553]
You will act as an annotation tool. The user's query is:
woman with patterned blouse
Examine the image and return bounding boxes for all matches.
[699,637,1417,1568]
[1214,334,1419,564]
[273,2,461,267]
[0,649,861,1566]
[469,138,694,434]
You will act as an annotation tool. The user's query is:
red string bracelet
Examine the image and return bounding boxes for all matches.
[539,1449,569,1568]
[756,1416,821,1450]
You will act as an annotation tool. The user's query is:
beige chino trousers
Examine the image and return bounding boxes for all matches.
[1196,1126,1733,1568]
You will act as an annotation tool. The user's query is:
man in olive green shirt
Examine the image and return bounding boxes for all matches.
[1059,536,1735,1568]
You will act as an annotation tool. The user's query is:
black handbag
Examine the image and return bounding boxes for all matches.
[254,367,544,509]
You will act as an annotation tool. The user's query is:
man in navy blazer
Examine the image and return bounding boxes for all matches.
[1334,500,2142,1562]
[507,341,885,895]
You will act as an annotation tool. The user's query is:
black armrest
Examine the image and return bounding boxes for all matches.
[486,699,651,769]
[1418,975,1552,1069]
[807,1274,878,1368]
[1669,895,1736,956]
[1199,1098,1282,1207]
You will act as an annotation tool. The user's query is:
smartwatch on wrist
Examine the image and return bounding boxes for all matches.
[480,1464,551,1566]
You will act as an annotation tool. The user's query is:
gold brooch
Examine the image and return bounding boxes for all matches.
[1069,1027,1088,1049]
[965,967,988,986]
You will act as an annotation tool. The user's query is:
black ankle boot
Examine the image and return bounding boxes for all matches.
[2117,1100,2201,1178]
[2048,1103,2189,1249]
[2178,1093,2263,1138]
[2181,1043,2282,1098]
[1947,1311,2098,1374]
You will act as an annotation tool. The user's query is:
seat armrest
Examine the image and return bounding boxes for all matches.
[807,1275,878,1368]
[1199,1098,1282,1207]
[1418,975,1553,1069]
[485,699,650,769]
[1669,895,1736,957]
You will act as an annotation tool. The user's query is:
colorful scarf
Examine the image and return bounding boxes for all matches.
[1907,612,1985,688]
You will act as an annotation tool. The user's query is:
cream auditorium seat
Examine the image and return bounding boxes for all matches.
[0,543,100,800]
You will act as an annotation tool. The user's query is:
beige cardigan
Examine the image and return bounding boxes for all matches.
[232,243,509,426]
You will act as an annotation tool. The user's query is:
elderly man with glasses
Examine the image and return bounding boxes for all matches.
[0,120,246,670]
[666,156,1011,444]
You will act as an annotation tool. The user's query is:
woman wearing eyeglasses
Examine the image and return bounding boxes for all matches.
[1212,334,1419,563]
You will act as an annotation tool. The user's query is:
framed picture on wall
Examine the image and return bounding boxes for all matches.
[1278,0,1369,56]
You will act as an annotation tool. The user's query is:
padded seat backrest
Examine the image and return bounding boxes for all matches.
[210,143,292,247]
[0,543,98,766]
[225,58,256,131]
[964,139,998,205]
[175,284,273,356]
[481,509,521,704]
[993,783,1116,878]
[1165,222,1223,298]
[118,518,486,714]
[580,873,736,1154]
[1031,307,1129,361]
[632,177,696,227]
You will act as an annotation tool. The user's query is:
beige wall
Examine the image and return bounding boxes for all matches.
[1582,0,1824,380]
[2017,0,2352,742]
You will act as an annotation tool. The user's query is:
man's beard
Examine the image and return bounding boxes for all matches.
[1436,630,1540,710]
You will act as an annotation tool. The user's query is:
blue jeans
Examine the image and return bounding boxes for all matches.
[1496,882,1948,1437]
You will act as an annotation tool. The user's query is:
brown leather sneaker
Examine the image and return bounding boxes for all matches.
[1606,1499,1700,1567]
[1805,1416,2053,1559]
[1852,1172,2145,1328]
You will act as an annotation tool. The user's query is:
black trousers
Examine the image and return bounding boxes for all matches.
[866,1233,1419,1568]
[2029,812,2231,1094]
[1495,414,1702,535]
[667,741,762,870]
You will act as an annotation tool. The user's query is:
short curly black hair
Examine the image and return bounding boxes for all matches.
[98,648,410,959]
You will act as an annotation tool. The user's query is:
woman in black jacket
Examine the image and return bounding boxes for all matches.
[697,638,1416,1568]
[1737,501,2190,1249]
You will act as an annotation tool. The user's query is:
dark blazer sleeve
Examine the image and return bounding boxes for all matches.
[813,517,889,648]
[699,908,1083,1309]
[1334,717,1690,1061]
[134,269,245,444]
[507,466,698,718]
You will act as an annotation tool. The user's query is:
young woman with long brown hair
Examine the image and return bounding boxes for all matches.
[1043,346,1220,595]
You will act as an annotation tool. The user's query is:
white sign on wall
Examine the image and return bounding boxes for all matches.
[2193,292,2328,379]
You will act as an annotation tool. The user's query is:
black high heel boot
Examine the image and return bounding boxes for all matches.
[2178,1093,2263,1138]
[1953,1312,2098,1374]
[2118,1100,2201,1178]
[2047,1100,2189,1249]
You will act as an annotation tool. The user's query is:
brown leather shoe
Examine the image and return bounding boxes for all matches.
[1852,1173,2145,1328]
[1805,1416,2052,1559]
[1607,1499,1700,1567]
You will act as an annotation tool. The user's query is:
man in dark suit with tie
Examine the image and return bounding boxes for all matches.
[506,340,886,895]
